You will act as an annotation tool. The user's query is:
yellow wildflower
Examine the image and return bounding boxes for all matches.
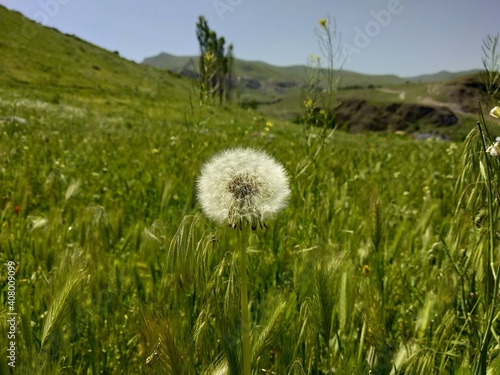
[361,265,370,276]
[203,51,215,64]
[304,98,314,109]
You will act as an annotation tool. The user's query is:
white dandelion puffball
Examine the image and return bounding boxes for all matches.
[197,148,290,230]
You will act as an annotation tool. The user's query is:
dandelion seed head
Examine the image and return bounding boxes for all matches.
[197,148,290,230]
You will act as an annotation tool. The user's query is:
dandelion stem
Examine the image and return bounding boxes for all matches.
[239,228,251,375]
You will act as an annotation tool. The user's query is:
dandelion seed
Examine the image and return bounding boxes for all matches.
[196,148,290,230]
[490,106,500,119]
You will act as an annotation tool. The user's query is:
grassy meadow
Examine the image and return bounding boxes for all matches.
[2,6,500,375]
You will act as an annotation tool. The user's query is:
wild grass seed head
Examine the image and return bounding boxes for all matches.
[487,141,500,157]
[196,147,290,230]
[490,105,500,119]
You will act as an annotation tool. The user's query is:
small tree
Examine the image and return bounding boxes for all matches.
[225,43,234,103]
[196,16,234,104]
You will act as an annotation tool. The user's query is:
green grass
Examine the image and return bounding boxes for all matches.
[2,5,500,375]
[0,85,493,374]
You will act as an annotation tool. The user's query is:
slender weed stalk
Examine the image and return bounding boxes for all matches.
[39,248,89,372]
[298,17,341,180]
[472,34,500,375]
[451,34,500,375]
[481,34,500,106]
[474,111,499,375]
[238,228,251,375]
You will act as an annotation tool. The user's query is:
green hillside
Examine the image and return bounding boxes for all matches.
[406,69,481,83]
[0,7,198,123]
[1,7,176,93]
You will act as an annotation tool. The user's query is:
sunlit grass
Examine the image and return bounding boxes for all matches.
[0,84,478,374]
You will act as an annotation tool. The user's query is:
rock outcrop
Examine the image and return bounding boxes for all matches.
[335,100,459,132]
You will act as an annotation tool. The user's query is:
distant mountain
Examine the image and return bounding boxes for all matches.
[142,52,480,88]
[142,52,406,89]
[405,70,481,83]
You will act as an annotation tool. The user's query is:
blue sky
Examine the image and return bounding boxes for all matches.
[1,0,499,77]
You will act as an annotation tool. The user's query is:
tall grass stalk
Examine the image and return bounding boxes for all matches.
[298,16,340,181]
[472,34,500,375]
[239,228,251,375]
[474,112,498,375]
[481,34,500,105]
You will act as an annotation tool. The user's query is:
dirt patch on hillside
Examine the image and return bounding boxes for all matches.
[376,88,406,100]
[335,100,459,133]
[417,97,465,114]
[334,75,496,132]
[443,76,491,113]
